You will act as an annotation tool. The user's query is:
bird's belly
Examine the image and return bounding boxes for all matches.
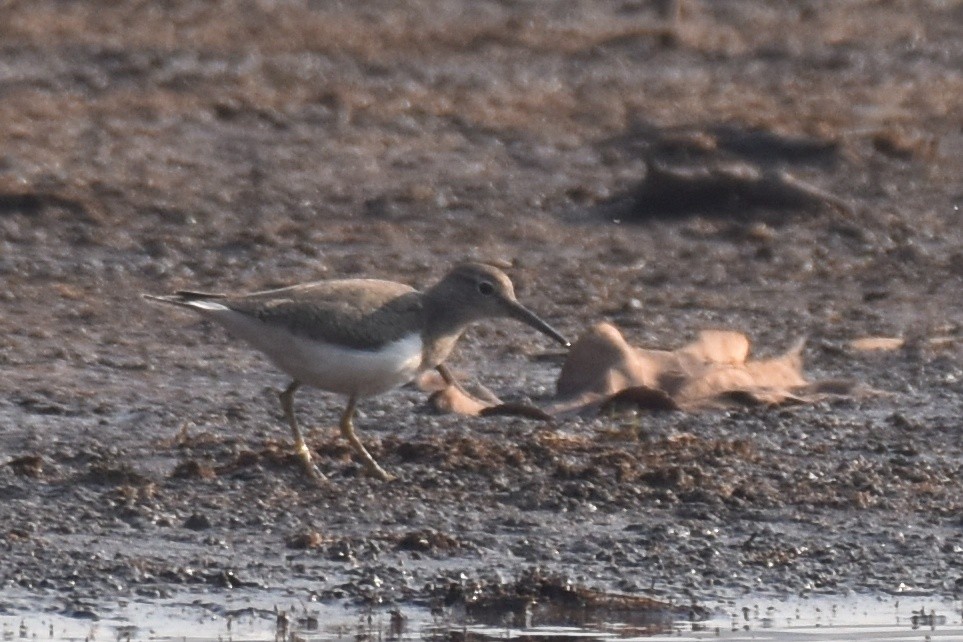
[281,334,423,396]
[208,309,424,397]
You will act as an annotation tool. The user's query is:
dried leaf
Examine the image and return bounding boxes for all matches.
[679,330,750,365]
[599,386,680,412]
[480,403,553,421]
[850,337,905,352]
[555,323,847,413]
[428,386,491,416]
[556,322,665,398]
[430,323,862,419]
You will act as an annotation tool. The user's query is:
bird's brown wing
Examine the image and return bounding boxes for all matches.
[221,279,425,351]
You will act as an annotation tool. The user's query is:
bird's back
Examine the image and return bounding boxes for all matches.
[155,279,424,351]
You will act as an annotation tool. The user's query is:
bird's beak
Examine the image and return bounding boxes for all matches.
[502,297,570,347]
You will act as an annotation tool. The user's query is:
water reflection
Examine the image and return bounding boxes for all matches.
[1,593,961,642]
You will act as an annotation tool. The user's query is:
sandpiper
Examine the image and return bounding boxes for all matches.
[145,262,569,481]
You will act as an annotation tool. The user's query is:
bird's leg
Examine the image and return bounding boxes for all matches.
[279,380,326,481]
[436,363,502,405]
[339,395,394,482]
[436,364,470,395]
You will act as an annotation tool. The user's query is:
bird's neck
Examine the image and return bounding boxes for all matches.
[419,295,470,369]
[419,331,463,370]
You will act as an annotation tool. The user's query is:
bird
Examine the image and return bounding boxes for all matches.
[144,262,569,481]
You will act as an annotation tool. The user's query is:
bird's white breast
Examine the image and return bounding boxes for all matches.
[190,303,424,397]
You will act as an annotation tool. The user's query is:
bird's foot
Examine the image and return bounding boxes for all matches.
[295,442,328,483]
[364,461,396,482]
[302,461,328,484]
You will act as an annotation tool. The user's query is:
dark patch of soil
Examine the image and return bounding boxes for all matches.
[0,0,961,621]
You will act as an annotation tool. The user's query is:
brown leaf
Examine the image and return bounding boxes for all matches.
[479,403,553,421]
[599,386,680,412]
[714,389,804,407]
[556,322,666,398]
[428,386,492,416]
[553,323,852,413]
[795,379,863,396]
[679,330,750,365]
[741,344,807,389]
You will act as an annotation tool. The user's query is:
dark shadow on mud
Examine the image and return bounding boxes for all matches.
[592,122,852,222]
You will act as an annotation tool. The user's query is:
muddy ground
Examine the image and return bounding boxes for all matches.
[0,0,961,623]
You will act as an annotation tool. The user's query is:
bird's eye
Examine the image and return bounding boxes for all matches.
[477,281,495,296]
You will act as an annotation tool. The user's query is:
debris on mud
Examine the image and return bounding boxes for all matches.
[6,454,44,478]
[286,529,325,550]
[396,529,461,554]
[441,568,706,632]
[169,458,217,480]
[609,159,852,221]
[596,123,851,221]
[182,512,213,531]
[850,336,906,352]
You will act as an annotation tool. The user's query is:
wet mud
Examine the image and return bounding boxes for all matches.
[1,0,961,626]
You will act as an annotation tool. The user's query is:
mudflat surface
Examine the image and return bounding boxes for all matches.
[1,0,961,622]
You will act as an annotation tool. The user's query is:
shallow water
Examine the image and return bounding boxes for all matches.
[3,593,961,642]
